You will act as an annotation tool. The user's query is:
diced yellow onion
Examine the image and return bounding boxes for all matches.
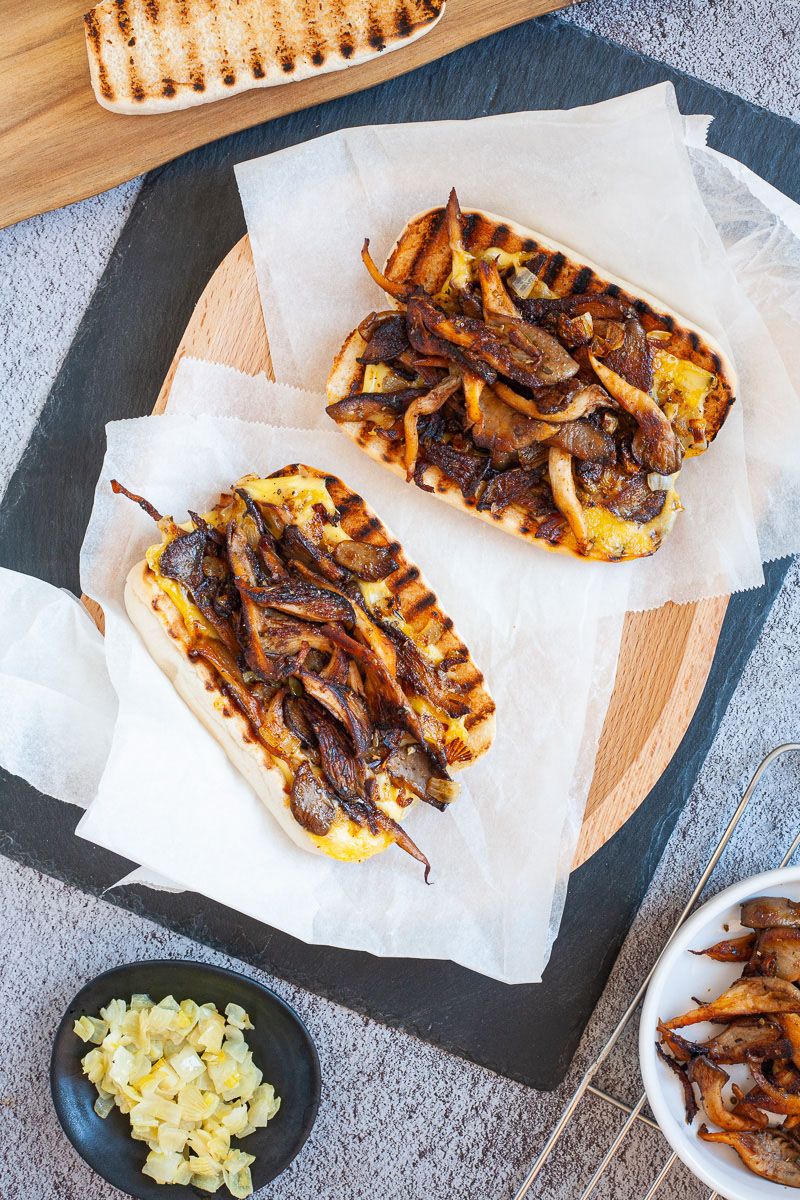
[75,995,278,1197]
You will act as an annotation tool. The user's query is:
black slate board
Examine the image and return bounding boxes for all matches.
[1,15,797,1091]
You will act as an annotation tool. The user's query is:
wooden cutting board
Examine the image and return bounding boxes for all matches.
[117,234,727,869]
[1,0,579,230]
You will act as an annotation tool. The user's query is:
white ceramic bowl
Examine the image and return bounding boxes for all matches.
[639,866,800,1200]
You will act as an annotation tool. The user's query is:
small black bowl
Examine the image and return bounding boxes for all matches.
[50,960,321,1198]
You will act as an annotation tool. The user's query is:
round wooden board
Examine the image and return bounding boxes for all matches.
[148,235,728,869]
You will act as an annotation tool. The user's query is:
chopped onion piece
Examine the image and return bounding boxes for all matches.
[224,1004,253,1031]
[167,1044,206,1083]
[74,994,278,1197]
[143,1149,185,1185]
[647,471,678,492]
[508,267,538,299]
[93,1090,115,1119]
[73,1015,109,1045]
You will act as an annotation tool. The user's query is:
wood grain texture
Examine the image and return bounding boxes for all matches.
[150,234,730,868]
[0,0,577,230]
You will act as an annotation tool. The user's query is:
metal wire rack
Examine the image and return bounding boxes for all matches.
[512,742,800,1200]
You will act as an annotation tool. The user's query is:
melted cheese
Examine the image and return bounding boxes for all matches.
[583,487,682,561]
[145,543,214,641]
[239,475,336,516]
[363,363,395,393]
[653,352,715,410]
[450,247,473,291]
[410,696,469,743]
[652,351,716,458]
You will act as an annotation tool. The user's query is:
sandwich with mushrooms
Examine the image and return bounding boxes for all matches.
[115,467,494,877]
[327,190,737,562]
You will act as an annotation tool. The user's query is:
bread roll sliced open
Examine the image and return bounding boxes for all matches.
[327,190,737,563]
[115,467,493,877]
[84,0,445,115]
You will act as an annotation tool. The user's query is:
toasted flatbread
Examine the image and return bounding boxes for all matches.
[120,466,494,871]
[327,196,738,563]
[84,0,445,115]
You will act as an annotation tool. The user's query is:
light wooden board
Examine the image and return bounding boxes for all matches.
[1,0,577,230]
[137,235,729,869]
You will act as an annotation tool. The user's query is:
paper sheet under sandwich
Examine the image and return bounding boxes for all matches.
[235,83,800,598]
[77,402,623,985]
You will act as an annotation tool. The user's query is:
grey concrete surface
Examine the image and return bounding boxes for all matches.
[2,2,800,1197]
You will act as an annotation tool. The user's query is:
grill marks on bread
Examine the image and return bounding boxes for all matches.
[383,207,734,442]
[84,0,445,113]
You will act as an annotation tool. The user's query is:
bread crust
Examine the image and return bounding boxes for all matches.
[123,466,494,862]
[84,0,445,115]
[327,204,738,562]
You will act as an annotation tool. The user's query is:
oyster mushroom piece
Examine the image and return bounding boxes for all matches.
[408,297,548,391]
[369,799,432,882]
[462,369,486,429]
[752,927,800,982]
[472,387,543,456]
[687,1056,767,1131]
[361,238,413,302]
[421,440,489,500]
[298,669,373,759]
[290,762,336,836]
[384,744,460,807]
[356,314,409,365]
[781,1014,800,1070]
[403,373,462,479]
[749,1058,800,1114]
[701,1018,792,1065]
[508,321,580,384]
[494,380,612,424]
[239,578,356,625]
[519,292,635,323]
[697,1127,800,1186]
[228,521,308,680]
[741,897,800,929]
[655,1044,698,1123]
[477,257,521,324]
[326,390,426,423]
[280,523,348,584]
[548,447,591,551]
[302,701,368,804]
[604,316,653,393]
[537,418,616,463]
[331,539,399,581]
[444,187,474,289]
[589,353,682,475]
[664,977,800,1028]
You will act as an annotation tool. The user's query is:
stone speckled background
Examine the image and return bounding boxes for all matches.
[2,2,799,1197]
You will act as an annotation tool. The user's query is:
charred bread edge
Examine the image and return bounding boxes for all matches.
[388,204,738,408]
[122,467,494,860]
[85,2,446,116]
[326,204,738,562]
[274,464,496,759]
[124,557,360,856]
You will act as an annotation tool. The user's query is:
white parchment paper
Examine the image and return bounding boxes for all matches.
[75,387,623,984]
[0,568,117,809]
[236,82,800,604]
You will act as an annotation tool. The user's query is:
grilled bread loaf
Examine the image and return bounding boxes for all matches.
[84,0,445,114]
